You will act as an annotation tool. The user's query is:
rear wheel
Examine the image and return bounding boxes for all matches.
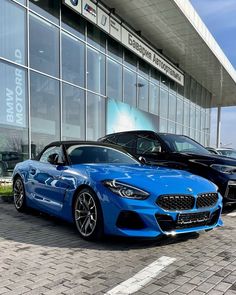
[74,188,103,241]
[13,177,27,212]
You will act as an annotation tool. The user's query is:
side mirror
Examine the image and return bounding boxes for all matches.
[47,153,59,165]
[138,156,147,164]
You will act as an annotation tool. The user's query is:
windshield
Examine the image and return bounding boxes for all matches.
[66,145,139,165]
[159,134,211,155]
[219,150,236,159]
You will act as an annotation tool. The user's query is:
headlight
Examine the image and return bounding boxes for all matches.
[102,180,149,200]
[210,164,236,174]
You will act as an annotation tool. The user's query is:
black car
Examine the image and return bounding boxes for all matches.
[99,130,236,204]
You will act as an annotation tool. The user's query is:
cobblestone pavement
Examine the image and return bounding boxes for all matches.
[0,201,235,295]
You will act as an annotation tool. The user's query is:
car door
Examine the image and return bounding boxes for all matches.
[29,145,69,214]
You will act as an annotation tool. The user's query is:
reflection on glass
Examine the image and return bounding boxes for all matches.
[0,0,26,65]
[138,59,149,79]
[160,88,168,119]
[160,74,169,89]
[124,68,136,107]
[149,83,159,115]
[107,58,122,101]
[168,93,176,121]
[137,76,148,111]
[30,71,59,154]
[108,37,122,63]
[87,93,105,140]
[124,48,137,71]
[183,100,190,127]
[30,13,59,77]
[87,46,105,95]
[62,6,85,40]
[87,22,106,52]
[62,84,85,140]
[150,68,160,85]
[0,61,28,176]
[62,32,84,87]
[159,118,167,132]
[190,102,196,130]
[29,0,59,24]
[168,121,175,133]
[176,97,183,124]
[176,124,183,135]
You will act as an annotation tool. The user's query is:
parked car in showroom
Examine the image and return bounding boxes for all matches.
[99,131,236,204]
[13,141,222,241]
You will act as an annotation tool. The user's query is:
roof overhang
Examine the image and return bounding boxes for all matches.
[101,0,236,107]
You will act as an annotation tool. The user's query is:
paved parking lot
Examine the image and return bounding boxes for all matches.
[0,201,236,295]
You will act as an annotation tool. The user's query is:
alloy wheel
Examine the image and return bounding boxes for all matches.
[14,179,25,210]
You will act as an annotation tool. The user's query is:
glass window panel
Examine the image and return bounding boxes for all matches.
[190,103,196,129]
[29,0,59,24]
[176,97,183,124]
[30,13,59,77]
[184,74,190,100]
[177,84,184,97]
[62,32,84,87]
[160,74,169,89]
[107,58,122,101]
[87,93,105,140]
[150,68,160,85]
[30,71,60,155]
[108,37,122,63]
[149,83,159,115]
[123,68,136,107]
[183,100,190,127]
[190,78,197,103]
[168,93,176,122]
[169,79,177,93]
[160,88,168,119]
[176,124,183,134]
[137,76,148,111]
[16,0,26,4]
[124,48,137,71]
[62,6,85,40]
[201,88,206,108]
[0,0,26,65]
[138,59,149,79]
[159,118,167,132]
[190,128,195,139]
[87,46,105,95]
[62,84,85,140]
[168,121,176,133]
[87,22,106,53]
[196,107,201,131]
[0,61,28,176]
[196,83,202,106]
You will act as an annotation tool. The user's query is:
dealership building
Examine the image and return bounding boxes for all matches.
[0,0,236,177]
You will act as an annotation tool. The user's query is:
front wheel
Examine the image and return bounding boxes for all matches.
[13,177,27,212]
[74,188,103,241]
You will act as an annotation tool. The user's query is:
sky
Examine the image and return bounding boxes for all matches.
[190,0,236,148]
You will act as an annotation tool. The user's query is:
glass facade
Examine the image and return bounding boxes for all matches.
[0,0,211,177]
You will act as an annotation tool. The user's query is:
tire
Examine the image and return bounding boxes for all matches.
[13,177,27,212]
[74,188,104,241]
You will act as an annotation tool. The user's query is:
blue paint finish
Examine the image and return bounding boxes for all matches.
[13,157,223,238]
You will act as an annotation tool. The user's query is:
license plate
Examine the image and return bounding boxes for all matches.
[177,211,210,225]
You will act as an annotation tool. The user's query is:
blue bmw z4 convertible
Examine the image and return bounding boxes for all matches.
[13,141,223,241]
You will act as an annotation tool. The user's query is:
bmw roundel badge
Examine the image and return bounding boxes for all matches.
[70,0,78,6]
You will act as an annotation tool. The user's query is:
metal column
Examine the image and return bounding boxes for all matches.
[216,106,221,148]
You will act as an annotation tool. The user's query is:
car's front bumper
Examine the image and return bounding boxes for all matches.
[101,192,223,238]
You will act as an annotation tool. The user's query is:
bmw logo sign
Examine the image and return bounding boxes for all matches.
[187,187,193,193]
[70,0,78,6]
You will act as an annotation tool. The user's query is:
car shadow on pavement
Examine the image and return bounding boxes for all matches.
[0,202,200,251]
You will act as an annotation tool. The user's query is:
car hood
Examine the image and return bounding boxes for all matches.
[70,163,217,196]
